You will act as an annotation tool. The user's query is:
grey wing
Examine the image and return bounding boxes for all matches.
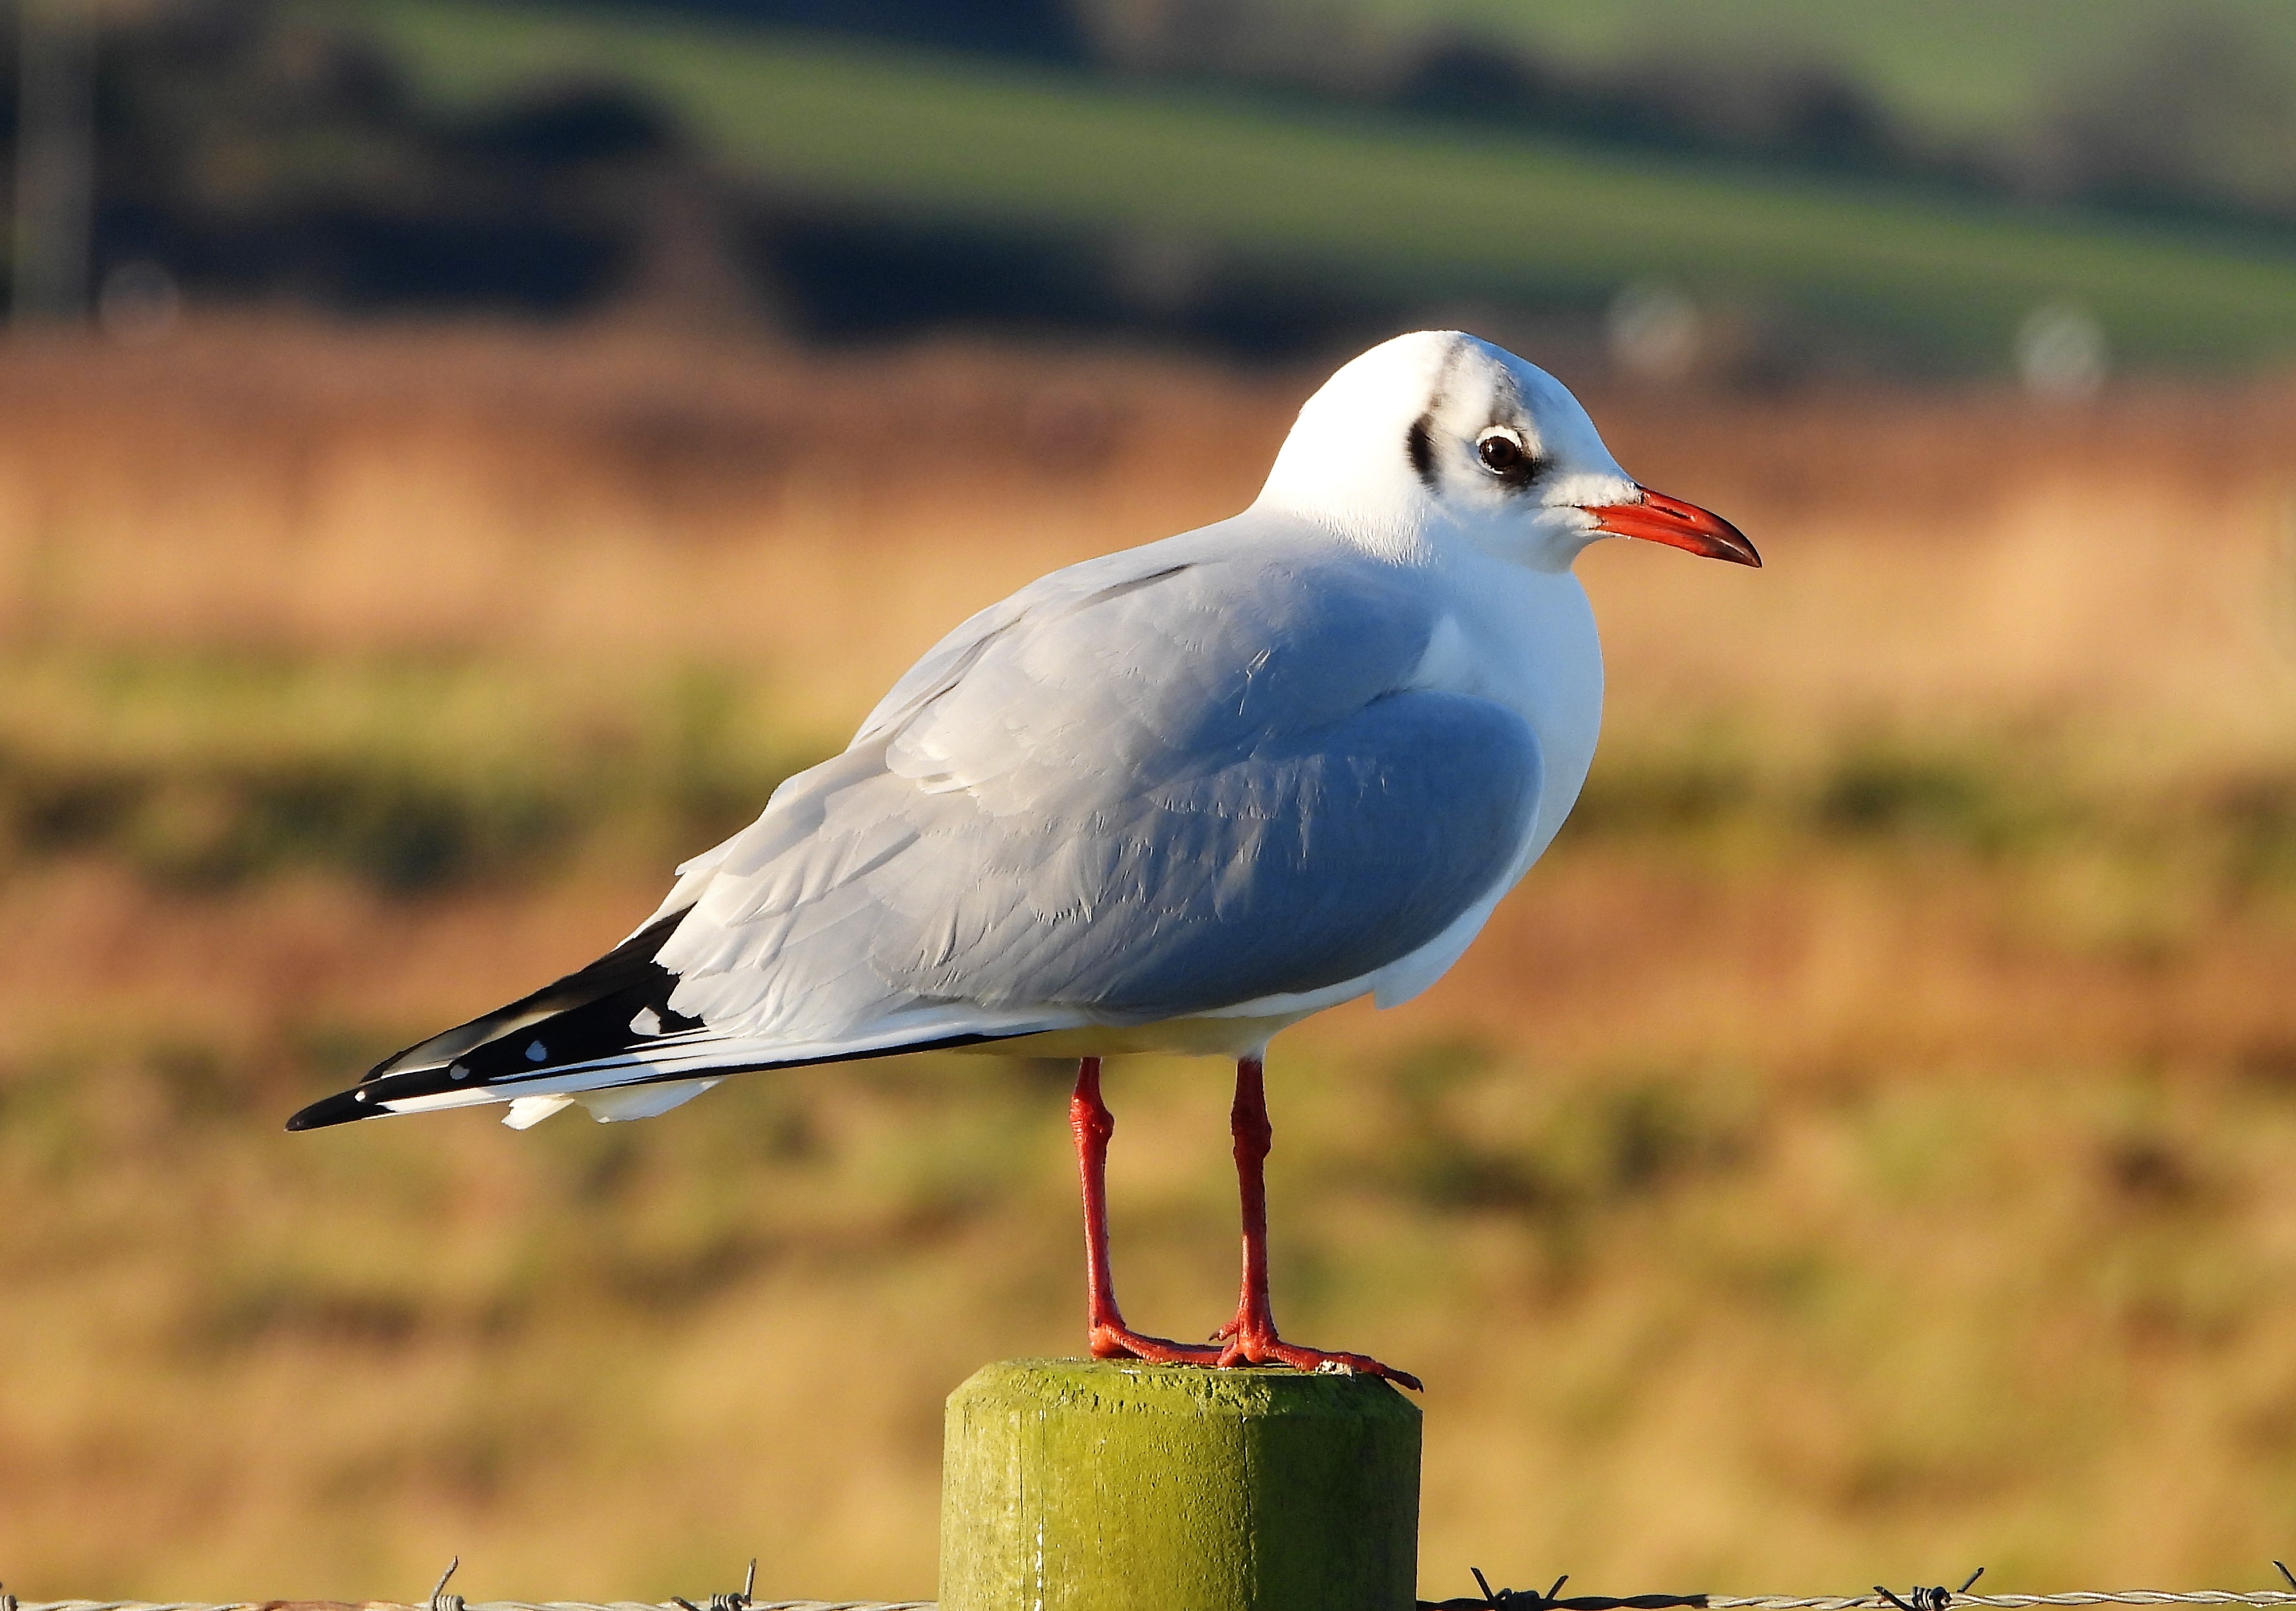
[655,543,1543,1044]
[878,688,1542,1019]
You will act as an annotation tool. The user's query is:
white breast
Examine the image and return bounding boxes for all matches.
[1353,556,1603,1011]
[1410,556,1605,856]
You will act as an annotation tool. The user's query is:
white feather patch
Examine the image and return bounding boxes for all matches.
[576,1078,721,1124]
[502,1094,575,1129]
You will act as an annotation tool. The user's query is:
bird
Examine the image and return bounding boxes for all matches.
[287,330,1757,1389]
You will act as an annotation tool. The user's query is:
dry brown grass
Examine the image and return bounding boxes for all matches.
[3,320,2296,1602]
[7,318,2293,754]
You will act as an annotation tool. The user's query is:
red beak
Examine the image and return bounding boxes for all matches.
[1582,487,1760,566]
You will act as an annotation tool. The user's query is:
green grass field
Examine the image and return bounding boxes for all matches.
[348,0,2296,371]
[1341,0,2296,147]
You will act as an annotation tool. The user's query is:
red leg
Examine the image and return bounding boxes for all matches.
[1212,1056,1422,1390]
[1071,1057,1221,1366]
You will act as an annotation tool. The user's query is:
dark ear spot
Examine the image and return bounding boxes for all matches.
[1405,412,1438,489]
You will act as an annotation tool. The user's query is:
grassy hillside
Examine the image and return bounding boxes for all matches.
[1351,0,2296,147]
[349,0,2296,371]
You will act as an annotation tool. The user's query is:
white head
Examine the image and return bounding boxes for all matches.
[1256,330,1757,571]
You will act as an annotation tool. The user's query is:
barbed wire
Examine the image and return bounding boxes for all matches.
[16,1563,2296,1611]
[13,1606,2296,1611]
[18,1601,2296,1611]
[0,1567,939,1611]
[1714,1599,2296,1610]
[1421,1567,2296,1611]
[5,1604,932,1611]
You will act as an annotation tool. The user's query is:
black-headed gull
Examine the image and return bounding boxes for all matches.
[290,331,1756,1387]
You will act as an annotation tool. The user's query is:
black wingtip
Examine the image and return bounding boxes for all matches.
[285,1087,380,1131]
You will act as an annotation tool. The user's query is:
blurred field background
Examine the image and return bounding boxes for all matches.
[7,1,2296,1606]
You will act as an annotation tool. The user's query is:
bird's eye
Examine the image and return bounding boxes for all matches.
[1475,427,1534,479]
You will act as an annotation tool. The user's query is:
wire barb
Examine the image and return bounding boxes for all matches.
[1420,1573,1710,1610]
[712,1559,759,1611]
[1878,1569,1988,1611]
[427,1555,464,1611]
[672,1551,761,1611]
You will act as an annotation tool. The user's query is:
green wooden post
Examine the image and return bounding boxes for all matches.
[939,1358,1421,1611]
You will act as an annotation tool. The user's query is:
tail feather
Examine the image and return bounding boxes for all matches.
[287,911,702,1131]
[284,909,1015,1132]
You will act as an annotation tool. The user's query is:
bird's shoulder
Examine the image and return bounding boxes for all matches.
[858,513,1445,751]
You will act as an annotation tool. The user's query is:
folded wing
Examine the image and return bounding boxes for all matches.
[659,540,1543,1033]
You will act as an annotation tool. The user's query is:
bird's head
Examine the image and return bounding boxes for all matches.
[1256,330,1758,572]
